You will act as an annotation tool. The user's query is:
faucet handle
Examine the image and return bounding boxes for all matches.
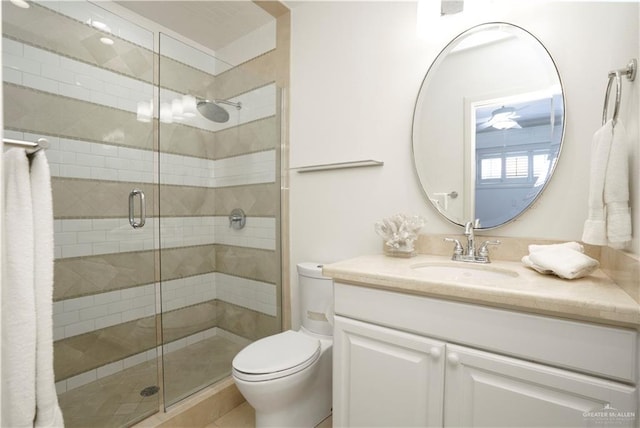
[478,240,501,257]
[444,237,463,255]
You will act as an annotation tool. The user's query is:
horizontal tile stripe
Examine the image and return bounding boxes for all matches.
[158,115,278,160]
[51,178,156,220]
[54,244,277,301]
[55,327,250,394]
[51,178,277,219]
[54,314,159,381]
[53,283,158,341]
[5,113,277,165]
[54,216,276,259]
[216,300,280,342]
[53,271,276,340]
[159,150,275,188]
[4,83,153,150]
[216,273,277,317]
[4,36,277,134]
[54,249,157,301]
[50,143,277,199]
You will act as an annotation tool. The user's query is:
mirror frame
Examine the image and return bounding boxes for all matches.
[411,22,566,230]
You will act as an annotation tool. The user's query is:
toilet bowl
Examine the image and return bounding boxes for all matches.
[231,263,333,427]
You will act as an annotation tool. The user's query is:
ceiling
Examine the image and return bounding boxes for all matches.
[115,1,275,51]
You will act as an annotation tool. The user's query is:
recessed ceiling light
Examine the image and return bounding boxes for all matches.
[10,0,30,8]
[100,37,114,46]
[88,19,111,33]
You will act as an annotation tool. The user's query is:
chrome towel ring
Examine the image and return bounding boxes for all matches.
[602,58,636,126]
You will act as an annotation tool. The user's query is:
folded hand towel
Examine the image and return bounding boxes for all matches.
[521,255,553,275]
[604,120,631,249]
[528,241,584,254]
[528,247,599,280]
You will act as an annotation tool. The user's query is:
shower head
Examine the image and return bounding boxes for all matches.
[196,98,242,123]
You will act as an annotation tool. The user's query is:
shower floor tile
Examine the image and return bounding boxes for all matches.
[58,334,245,428]
[164,334,245,406]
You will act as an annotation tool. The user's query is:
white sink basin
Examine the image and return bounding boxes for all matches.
[410,262,519,283]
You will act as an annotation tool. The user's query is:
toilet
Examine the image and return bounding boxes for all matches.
[231,263,333,427]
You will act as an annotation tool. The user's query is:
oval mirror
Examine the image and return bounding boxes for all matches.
[412,22,564,229]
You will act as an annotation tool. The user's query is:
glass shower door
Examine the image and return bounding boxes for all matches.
[2,1,160,426]
[158,33,282,407]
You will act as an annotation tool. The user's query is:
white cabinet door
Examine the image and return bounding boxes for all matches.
[333,315,445,427]
[444,344,638,428]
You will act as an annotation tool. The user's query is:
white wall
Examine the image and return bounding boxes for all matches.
[289,1,639,328]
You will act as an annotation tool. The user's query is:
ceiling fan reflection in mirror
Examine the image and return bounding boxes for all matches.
[476,105,525,130]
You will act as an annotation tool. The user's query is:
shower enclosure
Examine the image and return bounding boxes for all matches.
[2,1,283,426]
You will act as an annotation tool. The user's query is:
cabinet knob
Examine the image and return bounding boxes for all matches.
[447,352,460,366]
[430,346,441,359]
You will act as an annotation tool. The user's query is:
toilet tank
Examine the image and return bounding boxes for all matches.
[297,263,333,337]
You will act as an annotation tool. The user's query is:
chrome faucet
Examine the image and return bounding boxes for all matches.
[444,219,500,263]
[464,220,476,257]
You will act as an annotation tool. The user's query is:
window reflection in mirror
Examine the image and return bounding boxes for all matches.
[472,90,563,228]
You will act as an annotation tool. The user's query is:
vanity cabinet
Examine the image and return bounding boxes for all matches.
[332,282,638,428]
[334,316,445,427]
[444,344,636,427]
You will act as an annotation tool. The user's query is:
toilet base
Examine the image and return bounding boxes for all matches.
[235,338,332,427]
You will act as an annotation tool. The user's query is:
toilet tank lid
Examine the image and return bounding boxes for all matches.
[297,262,328,279]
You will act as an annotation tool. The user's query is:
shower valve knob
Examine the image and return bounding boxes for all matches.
[229,208,246,230]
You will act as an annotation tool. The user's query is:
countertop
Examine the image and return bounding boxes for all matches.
[323,254,640,328]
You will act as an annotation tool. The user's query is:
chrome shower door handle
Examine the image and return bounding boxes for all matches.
[129,189,146,229]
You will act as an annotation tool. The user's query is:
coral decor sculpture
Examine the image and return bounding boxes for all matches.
[374,214,425,257]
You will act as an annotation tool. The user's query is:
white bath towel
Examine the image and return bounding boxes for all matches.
[582,121,613,245]
[582,119,631,248]
[31,152,64,428]
[604,120,631,248]
[2,149,37,427]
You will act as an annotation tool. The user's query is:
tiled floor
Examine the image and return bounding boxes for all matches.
[207,402,333,428]
[58,335,244,427]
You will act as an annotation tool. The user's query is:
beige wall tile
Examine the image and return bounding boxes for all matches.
[53,178,156,219]
[216,300,279,341]
[213,52,277,100]
[161,302,217,343]
[159,122,217,159]
[214,183,278,216]
[159,185,216,217]
[216,245,277,284]
[54,316,157,381]
[54,251,155,300]
[215,117,279,159]
[5,84,154,150]
[160,245,217,281]
[3,4,153,82]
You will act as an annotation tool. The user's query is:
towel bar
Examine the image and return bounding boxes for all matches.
[3,137,49,155]
[602,59,636,126]
[294,159,383,173]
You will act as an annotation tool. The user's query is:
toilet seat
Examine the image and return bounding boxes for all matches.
[232,330,320,382]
